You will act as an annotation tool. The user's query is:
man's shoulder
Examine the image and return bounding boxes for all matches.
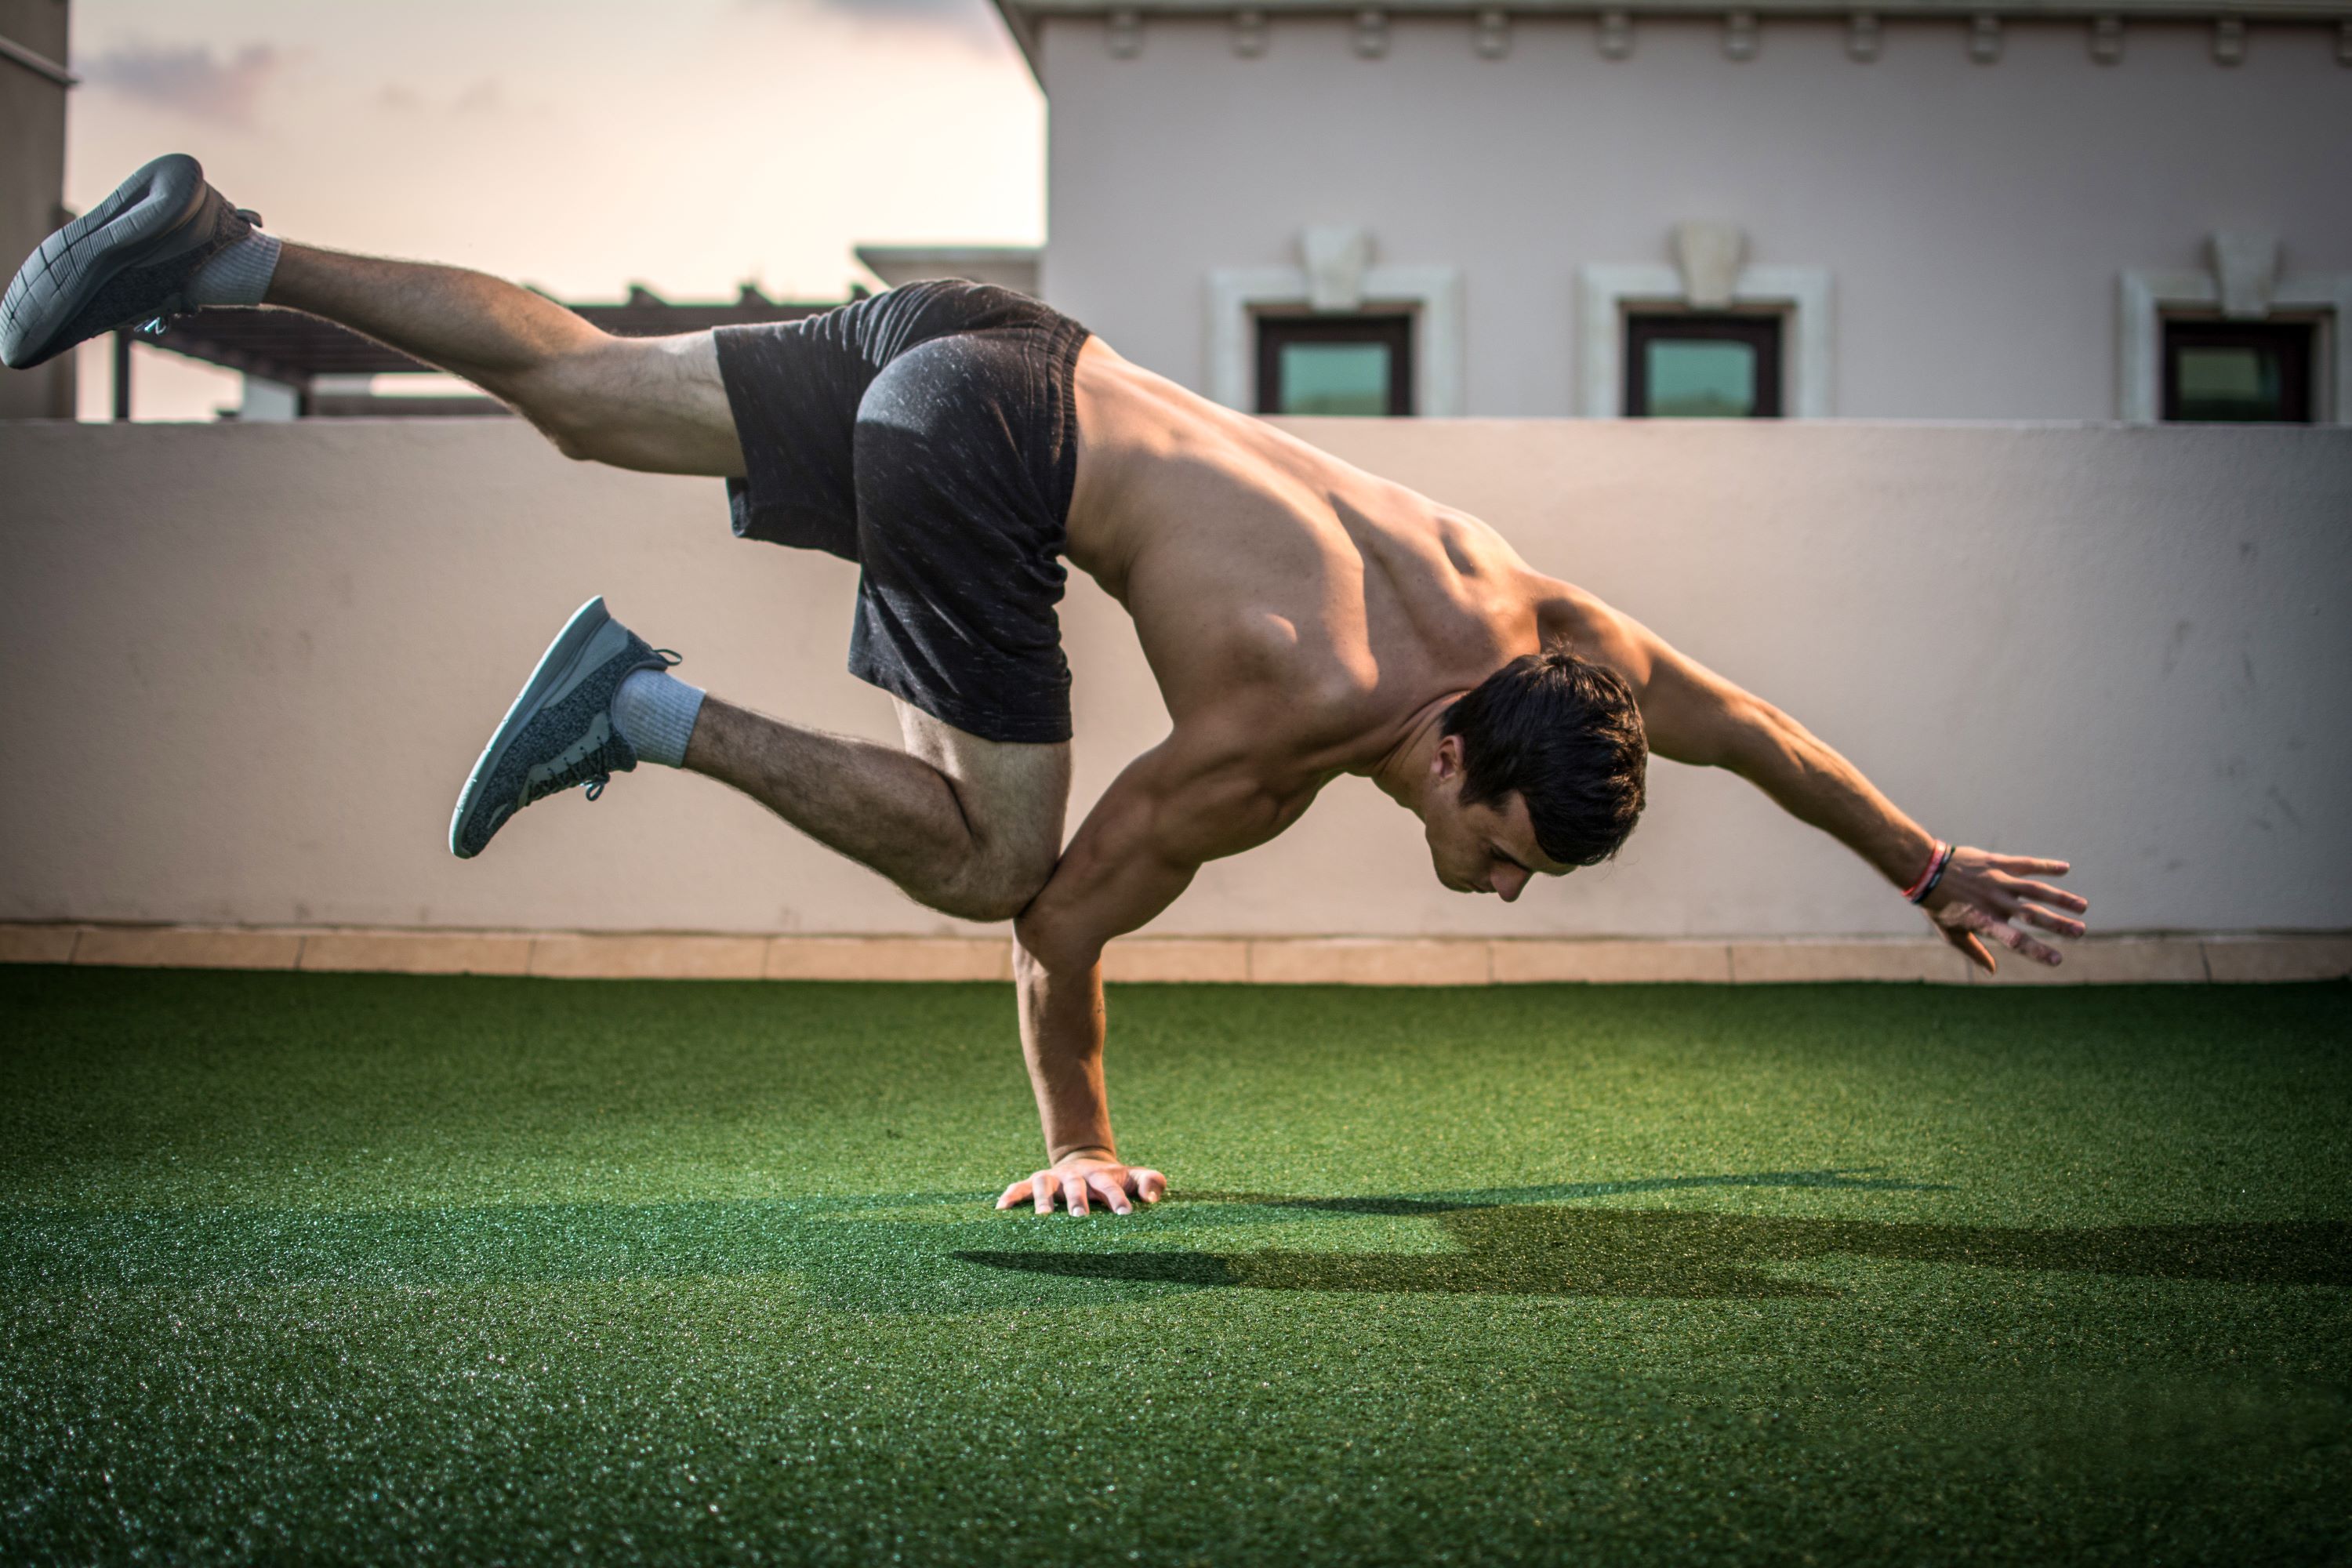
[1130,706,1337,862]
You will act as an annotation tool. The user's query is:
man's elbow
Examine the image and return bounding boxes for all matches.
[1013,908,1104,979]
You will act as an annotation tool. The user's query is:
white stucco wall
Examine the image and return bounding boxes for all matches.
[1034,12,2352,418]
[2,418,2345,941]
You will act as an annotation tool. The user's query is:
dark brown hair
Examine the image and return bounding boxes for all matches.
[1442,646,1648,868]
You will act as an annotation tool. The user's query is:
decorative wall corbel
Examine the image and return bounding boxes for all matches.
[1107,8,1142,58]
[1725,10,1759,60]
[1968,13,2002,63]
[1475,9,1512,59]
[1846,13,1882,62]
[1233,9,1269,57]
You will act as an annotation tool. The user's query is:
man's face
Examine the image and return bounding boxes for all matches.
[1423,736,1570,902]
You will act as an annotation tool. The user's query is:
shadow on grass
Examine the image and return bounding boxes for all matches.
[960,1204,2352,1300]
[1185,1166,1951,1217]
[3,1170,2343,1306]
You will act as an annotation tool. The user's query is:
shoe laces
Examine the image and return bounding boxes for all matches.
[528,650,684,806]
[537,747,619,803]
[533,734,630,805]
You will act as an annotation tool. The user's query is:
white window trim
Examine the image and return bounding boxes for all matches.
[1575,263,1834,418]
[1206,264,1466,416]
[2118,269,2352,425]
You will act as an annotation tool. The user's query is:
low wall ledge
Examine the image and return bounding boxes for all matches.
[4,924,2346,985]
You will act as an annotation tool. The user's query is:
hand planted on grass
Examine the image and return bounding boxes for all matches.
[996,1152,1167,1217]
[1922,847,2089,972]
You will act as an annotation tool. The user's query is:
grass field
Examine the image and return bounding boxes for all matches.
[1,966,2347,1565]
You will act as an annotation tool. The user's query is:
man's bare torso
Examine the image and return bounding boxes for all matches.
[1063,339,1602,804]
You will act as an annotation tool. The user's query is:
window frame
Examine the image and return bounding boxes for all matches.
[2159,316,2318,424]
[1254,311,1417,418]
[1623,311,1785,419]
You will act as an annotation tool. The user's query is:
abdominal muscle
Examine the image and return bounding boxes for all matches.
[1064,338,1546,774]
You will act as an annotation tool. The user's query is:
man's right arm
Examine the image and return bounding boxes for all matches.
[1545,583,2089,971]
[999,732,1295,1215]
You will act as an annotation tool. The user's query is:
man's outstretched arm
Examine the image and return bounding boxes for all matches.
[1575,599,2090,971]
[999,731,1294,1214]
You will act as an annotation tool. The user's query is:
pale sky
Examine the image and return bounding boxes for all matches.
[64,0,1046,417]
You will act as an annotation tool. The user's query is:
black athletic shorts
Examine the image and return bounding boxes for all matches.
[713,279,1091,746]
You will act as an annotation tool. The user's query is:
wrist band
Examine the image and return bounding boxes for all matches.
[1902,840,1954,905]
[1914,846,1953,904]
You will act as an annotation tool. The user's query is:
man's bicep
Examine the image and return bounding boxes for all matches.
[1014,755,1207,964]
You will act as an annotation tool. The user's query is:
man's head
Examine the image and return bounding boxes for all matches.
[1420,646,1648,901]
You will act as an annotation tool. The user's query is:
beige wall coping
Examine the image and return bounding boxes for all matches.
[5,925,2344,985]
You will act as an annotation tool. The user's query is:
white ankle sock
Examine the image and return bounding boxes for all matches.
[612,669,705,768]
[187,230,282,307]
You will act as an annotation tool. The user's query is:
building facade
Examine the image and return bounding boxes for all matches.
[994,0,2352,423]
[0,0,74,420]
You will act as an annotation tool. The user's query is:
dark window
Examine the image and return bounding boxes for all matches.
[1256,313,1414,416]
[2161,319,2314,423]
[1625,313,1783,418]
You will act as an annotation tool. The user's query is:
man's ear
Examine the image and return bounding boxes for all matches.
[1433,732,1465,781]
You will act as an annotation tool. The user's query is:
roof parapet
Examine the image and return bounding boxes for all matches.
[992,0,2352,82]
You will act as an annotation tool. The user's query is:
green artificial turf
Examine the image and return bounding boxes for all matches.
[1,967,2347,1565]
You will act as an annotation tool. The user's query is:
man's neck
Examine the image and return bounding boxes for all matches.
[1367,692,1465,813]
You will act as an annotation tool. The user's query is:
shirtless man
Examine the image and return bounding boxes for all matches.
[4,158,2090,1218]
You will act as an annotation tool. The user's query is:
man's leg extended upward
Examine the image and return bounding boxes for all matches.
[3,156,1067,924]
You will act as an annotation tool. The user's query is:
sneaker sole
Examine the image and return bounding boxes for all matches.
[448,596,615,858]
[0,154,213,370]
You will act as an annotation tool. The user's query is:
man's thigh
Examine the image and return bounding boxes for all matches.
[893,699,1071,905]
[546,331,746,478]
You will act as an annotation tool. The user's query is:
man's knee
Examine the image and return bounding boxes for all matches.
[892,715,1070,923]
[923,842,1057,924]
[508,332,740,475]
[918,799,1061,921]
[510,337,630,462]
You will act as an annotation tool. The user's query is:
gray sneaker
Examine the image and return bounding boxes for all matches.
[448,597,677,859]
[1,153,260,371]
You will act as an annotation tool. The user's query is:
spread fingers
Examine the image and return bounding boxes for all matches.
[2013,879,2089,914]
[1990,919,2063,966]
[1994,855,2071,876]
[2017,900,2087,937]
[1086,1171,1134,1216]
